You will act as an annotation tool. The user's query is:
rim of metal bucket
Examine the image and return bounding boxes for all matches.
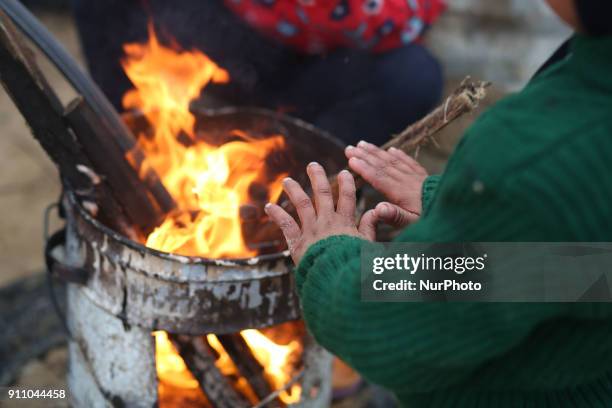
[67,190,290,269]
[60,108,345,333]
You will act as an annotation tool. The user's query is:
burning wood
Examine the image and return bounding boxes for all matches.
[166,334,251,408]
[154,328,303,407]
[216,334,276,403]
[239,329,303,404]
[64,97,176,234]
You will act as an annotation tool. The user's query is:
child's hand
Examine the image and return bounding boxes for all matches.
[346,141,427,227]
[265,162,379,265]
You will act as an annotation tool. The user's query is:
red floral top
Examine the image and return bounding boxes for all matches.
[224,0,446,54]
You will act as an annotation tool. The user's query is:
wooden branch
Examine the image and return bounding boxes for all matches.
[64,98,166,234]
[170,335,250,408]
[0,12,135,237]
[383,77,490,151]
[216,334,278,405]
[125,144,176,215]
[0,12,84,186]
[335,77,490,191]
[0,11,175,236]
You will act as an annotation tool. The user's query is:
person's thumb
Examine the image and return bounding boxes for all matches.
[358,209,378,241]
[375,202,419,228]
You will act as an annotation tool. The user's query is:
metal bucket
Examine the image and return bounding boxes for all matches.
[57,108,345,407]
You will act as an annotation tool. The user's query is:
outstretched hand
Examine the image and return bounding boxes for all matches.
[265,162,378,265]
[346,141,428,228]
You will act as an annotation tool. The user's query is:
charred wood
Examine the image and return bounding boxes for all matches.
[216,334,279,405]
[170,334,250,408]
[64,98,168,235]
[0,12,134,236]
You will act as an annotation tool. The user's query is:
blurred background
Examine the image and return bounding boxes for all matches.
[0,0,570,404]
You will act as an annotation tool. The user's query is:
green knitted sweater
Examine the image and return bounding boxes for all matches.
[295,35,612,407]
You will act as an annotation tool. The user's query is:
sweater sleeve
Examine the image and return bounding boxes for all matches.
[294,164,570,393]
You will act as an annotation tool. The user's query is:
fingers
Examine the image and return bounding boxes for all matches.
[282,177,315,226]
[388,147,427,175]
[347,155,394,195]
[346,142,398,173]
[336,170,356,221]
[346,142,424,176]
[358,209,378,241]
[346,143,406,183]
[264,203,301,245]
[306,162,334,215]
[375,202,420,228]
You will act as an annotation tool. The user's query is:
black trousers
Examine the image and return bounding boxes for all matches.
[71,0,443,145]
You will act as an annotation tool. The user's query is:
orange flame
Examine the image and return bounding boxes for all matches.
[207,332,301,404]
[153,331,199,390]
[154,331,301,405]
[121,23,286,258]
[241,330,302,404]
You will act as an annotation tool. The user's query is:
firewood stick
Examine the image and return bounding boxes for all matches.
[0,12,136,237]
[383,77,489,150]
[170,334,251,408]
[1,11,175,236]
[216,334,279,406]
[65,98,168,234]
[124,141,176,215]
[330,77,491,192]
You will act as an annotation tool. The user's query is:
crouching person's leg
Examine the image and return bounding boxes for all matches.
[286,44,443,146]
[371,44,444,143]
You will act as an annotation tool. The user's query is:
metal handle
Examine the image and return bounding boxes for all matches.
[45,227,90,285]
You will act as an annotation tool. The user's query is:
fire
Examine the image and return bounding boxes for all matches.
[154,331,301,405]
[206,334,259,404]
[153,331,199,390]
[121,23,286,258]
[126,24,301,405]
[241,330,302,404]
